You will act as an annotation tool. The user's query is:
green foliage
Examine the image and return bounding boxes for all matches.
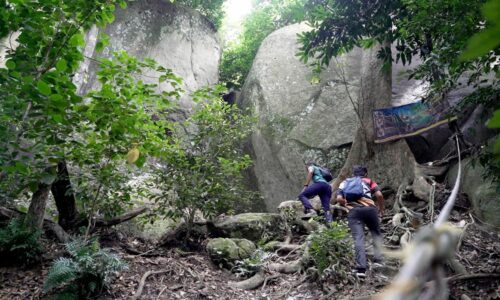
[0,218,43,266]
[461,0,500,60]
[152,85,256,229]
[0,0,182,219]
[309,222,352,279]
[220,0,306,89]
[45,237,127,298]
[232,249,275,278]
[170,0,225,28]
[460,0,500,163]
[66,51,182,219]
[0,0,124,202]
[298,0,498,96]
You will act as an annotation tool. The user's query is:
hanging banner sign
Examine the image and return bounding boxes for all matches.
[373,101,456,143]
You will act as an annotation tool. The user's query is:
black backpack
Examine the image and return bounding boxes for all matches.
[317,166,333,182]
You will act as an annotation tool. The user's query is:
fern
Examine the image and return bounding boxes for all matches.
[44,258,79,291]
[45,237,127,298]
[0,218,43,266]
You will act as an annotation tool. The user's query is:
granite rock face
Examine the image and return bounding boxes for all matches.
[77,0,221,110]
[447,157,500,229]
[240,23,360,211]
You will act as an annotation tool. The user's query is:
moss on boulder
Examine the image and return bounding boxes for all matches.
[206,238,256,267]
[213,213,286,242]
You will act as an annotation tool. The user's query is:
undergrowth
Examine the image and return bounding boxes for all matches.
[309,221,353,282]
[44,237,127,298]
[0,218,43,267]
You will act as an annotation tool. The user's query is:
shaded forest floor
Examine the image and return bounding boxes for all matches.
[1,209,499,300]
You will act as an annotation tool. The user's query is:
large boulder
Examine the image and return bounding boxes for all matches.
[240,23,361,211]
[76,0,221,109]
[447,157,500,229]
[206,238,256,267]
[212,213,287,242]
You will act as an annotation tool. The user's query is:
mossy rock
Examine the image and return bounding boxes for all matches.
[278,198,323,219]
[206,238,256,268]
[212,213,286,242]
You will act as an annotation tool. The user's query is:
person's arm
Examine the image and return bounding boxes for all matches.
[302,168,314,191]
[336,194,346,206]
[374,190,385,217]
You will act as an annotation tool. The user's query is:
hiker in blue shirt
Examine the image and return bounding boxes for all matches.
[298,162,333,222]
[336,165,385,278]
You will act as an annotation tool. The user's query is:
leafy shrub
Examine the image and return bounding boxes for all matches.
[152,86,258,235]
[0,218,43,267]
[309,222,353,281]
[45,238,127,298]
[232,249,276,278]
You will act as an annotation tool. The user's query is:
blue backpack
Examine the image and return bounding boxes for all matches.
[343,176,364,202]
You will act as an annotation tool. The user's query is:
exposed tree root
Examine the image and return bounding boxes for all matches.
[229,271,265,290]
[263,241,302,253]
[131,269,171,300]
[268,259,303,274]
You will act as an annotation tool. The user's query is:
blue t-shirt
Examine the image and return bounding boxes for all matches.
[308,166,328,184]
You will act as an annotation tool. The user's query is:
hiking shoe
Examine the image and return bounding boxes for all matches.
[302,209,317,219]
[352,268,366,279]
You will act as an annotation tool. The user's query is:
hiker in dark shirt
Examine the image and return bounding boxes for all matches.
[298,162,333,222]
[336,165,385,278]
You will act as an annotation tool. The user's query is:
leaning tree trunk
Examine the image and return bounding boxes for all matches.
[25,183,50,230]
[332,42,416,191]
[51,161,79,229]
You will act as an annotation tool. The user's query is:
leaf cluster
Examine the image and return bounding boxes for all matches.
[232,249,275,278]
[0,0,186,219]
[44,237,127,298]
[170,0,225,29]
[151,86,257,227]
[298,0,498,96]
[0,217,43,267]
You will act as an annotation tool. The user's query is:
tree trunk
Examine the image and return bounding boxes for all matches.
[333,42,415,191]
[25,183,50,230]
[51,161,79,229]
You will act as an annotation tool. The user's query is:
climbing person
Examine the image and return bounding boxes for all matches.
[336,165,385,278]
[298,162,333,223]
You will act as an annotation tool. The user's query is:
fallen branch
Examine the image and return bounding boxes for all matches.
[0,206,70,242]
[131,269,171,300]
[447,273,500,283]
[93,206,148,227]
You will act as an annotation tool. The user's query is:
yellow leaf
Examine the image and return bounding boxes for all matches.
[126,148,140,164]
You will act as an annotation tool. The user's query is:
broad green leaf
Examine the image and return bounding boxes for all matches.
[56,59,67,72]
[52,114,63,123]
[119,0,127,9]
[69,33,85,47]
[37,80,52,96]
[487,109,500,128]
[5,60,16,70]
[460,26,500,60]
